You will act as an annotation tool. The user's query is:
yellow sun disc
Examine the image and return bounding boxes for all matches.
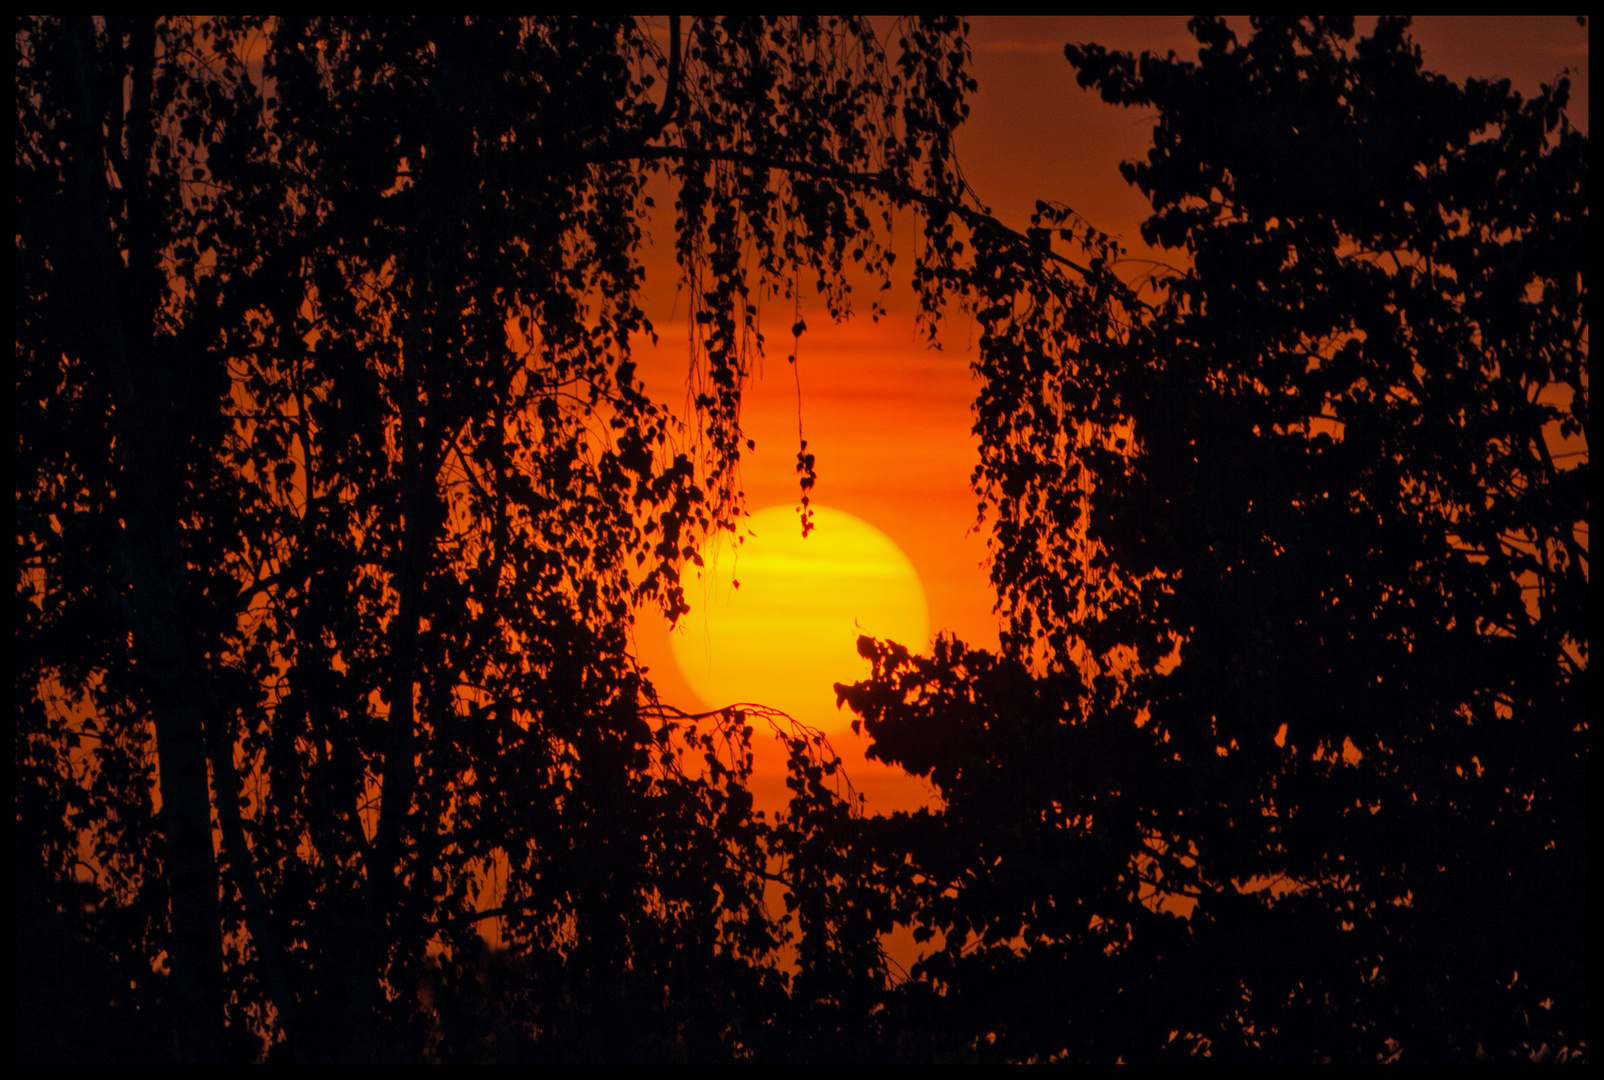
[671,504,929,732]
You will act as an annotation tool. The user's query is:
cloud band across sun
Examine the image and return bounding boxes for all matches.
[671,504,929,731]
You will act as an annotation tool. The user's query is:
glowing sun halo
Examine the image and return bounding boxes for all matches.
[671,504,929,732]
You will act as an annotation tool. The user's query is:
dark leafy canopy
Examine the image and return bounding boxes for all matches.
[16,15,976,1062]
[15,15,1589,1065]
[844,16,1588,1062]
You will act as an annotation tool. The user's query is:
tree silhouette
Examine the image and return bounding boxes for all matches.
[16,15,980,1062]
[17,16,1588,1064]
[843,16,1587,1062]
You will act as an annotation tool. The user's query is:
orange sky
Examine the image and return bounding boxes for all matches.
[629,16,1590,816]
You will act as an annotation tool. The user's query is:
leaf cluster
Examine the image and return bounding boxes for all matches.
[16,15,977,1062]
[842,16,1588,1062]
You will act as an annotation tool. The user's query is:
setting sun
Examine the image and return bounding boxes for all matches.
[18,16,1585,1063]
[671,504,929,732]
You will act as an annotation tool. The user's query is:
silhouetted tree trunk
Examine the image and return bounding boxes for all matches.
[19,15,983,1061]
[61,15,225,1061]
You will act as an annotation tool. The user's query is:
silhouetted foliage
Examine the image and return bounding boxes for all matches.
[16,15,976,1062]
[17,15,1588,1065]
[842,16,1587,1062]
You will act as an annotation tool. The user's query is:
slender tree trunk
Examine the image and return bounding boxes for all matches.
[64,17,225,1061]
[346,27,478,1058]
[344,72,441,1069]
[344,275,428,1059]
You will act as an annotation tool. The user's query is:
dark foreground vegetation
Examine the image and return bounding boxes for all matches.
[16,16,1587,1062]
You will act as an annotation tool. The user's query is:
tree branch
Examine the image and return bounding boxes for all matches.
[597,143,1098,279]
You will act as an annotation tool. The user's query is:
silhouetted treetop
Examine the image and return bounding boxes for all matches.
[15,15,1587,1064]
[844,15,1586,1062]
[16,15,980,1062]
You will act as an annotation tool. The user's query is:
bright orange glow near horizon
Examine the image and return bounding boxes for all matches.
[630,313,982,814]
[629,16,1589,817]
[671,504,929,735]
